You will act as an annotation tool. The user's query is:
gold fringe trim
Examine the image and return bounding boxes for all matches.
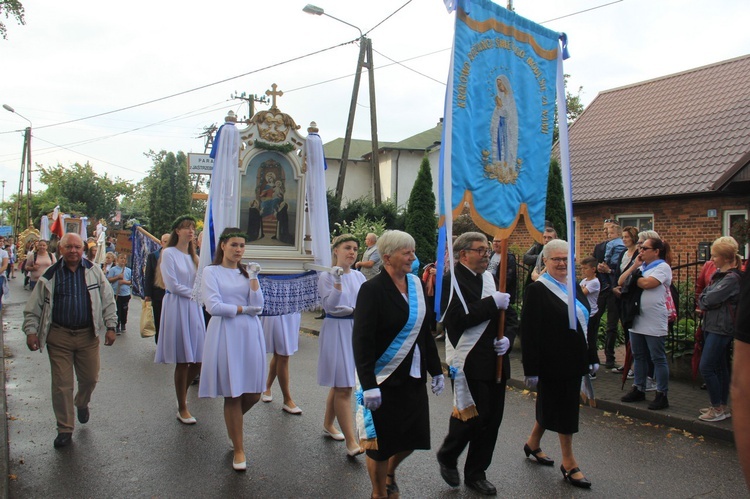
[360,438,378,451]
[451,405,479,422]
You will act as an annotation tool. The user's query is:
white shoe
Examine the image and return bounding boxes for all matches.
[232,459,247,471]
[261,393,273,403]
[282,404,302,415]
[346,445,364,457]
[645,377,657,392]
[699,407,726,422]
[323,428,345,441]
[176,413,197,425]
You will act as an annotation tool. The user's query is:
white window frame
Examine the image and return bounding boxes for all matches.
[724,209,749,258]
[616,214,654,233]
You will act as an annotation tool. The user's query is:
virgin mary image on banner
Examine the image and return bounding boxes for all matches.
[241,152,298,246]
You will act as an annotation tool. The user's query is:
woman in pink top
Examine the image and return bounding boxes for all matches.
[25,240,56,291]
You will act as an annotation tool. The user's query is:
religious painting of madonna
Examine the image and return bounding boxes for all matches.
[240,151,298,247]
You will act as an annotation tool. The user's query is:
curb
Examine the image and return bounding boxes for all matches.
[1,316,10,499]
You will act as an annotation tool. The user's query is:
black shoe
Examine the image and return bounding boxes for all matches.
[465,478,497,495]
[53,433,72,448]
[438,460,460,487]
[621,386,645,403]
[648,391,669,410]
[604,362,616,369]
[77,406,90,424]
[191,375,200,386]
[560,465,591,488]
[523,443,554,466]
[386,474,399,497]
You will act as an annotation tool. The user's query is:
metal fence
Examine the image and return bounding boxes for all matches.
[508,252,706,359]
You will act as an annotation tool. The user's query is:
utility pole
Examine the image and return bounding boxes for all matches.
[337,36,381,205]
[1,180,5,226]
[230,91,268,121]
[14,126,32,236]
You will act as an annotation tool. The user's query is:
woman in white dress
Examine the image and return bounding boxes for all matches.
[154,215,206,425]
[261,312,302,414]
[199,228,265,471]
[318,234,366,456]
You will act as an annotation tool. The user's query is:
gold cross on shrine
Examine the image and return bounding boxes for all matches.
[265,83,283,109]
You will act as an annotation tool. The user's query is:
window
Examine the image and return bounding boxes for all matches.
[724,209,748,259]
[617,214,653,232]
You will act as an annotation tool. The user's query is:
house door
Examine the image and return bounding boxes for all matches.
[724,209,749,259]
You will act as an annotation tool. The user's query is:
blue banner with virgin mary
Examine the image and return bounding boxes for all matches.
[442,0,561,241]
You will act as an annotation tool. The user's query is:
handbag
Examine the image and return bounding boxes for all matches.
[140,300,156,338]
[665,284,677,323]
[619,269,643,324]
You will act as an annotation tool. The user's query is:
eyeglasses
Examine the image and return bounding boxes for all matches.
[548,257,568,263]
[465,247,490,256]
[640,246,655,251]
[604,219,616,223]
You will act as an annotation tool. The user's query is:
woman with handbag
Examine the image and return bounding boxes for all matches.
[618,237,672,410]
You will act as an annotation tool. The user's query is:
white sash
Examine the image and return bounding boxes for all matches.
[445,271,495,421]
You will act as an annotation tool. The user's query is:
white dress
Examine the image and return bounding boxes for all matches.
[199,266,266,398]
[261,312,300,356]
[154,247,206,364]
[317,271,366,387]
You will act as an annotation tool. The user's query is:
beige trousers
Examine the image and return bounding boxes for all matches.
[45,323,100,433]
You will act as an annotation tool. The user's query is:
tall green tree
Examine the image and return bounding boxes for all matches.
[545,158,566,238]
[405,156,437,269]
[146,150,191,236]
[553,74,585,144]
[36,162,133,232]
[0,0,24,39]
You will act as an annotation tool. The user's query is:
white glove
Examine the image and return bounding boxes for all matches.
[431,374,445,396]
[247,262,261,279]
[492,291,511,310]
[363,388,382,411]
[524,376,539,389]
[493,336,510,356]
[589,363,599,375]
[241,306,263,316]
[330,266,344,284]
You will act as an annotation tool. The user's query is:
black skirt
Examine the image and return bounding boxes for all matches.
[366,377,431,461]
[535,375,581,434]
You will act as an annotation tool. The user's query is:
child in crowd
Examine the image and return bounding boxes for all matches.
[103,252,116,274]
[580,256,601,377]
[107,253,132,334]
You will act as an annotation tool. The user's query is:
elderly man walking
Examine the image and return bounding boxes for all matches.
[355,233,382,280]
[23,233,118,448]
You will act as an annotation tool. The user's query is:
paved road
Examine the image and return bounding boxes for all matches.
[2,279,747,498]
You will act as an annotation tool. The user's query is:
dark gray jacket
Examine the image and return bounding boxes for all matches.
[699,269,741,337]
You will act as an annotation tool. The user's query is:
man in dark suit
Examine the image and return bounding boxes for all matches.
[437,232,513,496]
[144,233,169,344]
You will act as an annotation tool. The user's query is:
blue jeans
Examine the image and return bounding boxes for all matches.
[630,332,669,393]
[699,332,732,407]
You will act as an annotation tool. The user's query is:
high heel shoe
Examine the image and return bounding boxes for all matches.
[560,465,591,488]
[523,443,554,466]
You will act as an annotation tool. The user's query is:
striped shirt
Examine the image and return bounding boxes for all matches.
[52,263,91,329]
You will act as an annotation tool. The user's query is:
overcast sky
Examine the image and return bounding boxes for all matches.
[1,0,748,193]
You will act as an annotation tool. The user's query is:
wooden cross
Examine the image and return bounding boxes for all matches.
[265,83,283,109]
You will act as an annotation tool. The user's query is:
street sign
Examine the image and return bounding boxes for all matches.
[188,153,214,175]
[0,226,13,236]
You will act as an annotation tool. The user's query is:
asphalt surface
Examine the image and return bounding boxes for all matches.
[1,277,747,498]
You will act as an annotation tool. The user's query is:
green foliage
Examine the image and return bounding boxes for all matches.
[405,156,437,269]
[339,196,404,231]
[453,213,481,236]
[553,74,585,144]
[545,158,566,237]
[730,219,749,248]
[254,140,295,154]
[332,213,386,254]
[326,189,342,233]
[0,0,25,39]
[35,162,133,234]
[146,150,192,236]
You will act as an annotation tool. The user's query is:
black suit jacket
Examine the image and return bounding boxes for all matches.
[144,249,165,302]
[353,271,442,391]
[442,264,515,381]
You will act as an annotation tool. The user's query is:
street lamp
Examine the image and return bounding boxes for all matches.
[3,103,32,236]
[303,4,381,204]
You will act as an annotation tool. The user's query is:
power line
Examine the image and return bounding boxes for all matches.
[540,0,624,23]
[371,47,447,85]
[0,39,356,135]
[364,0,413,36]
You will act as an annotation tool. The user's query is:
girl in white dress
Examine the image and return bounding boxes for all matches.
[199,228,265,471]
[154,215,206,425]
[318,234,366,456]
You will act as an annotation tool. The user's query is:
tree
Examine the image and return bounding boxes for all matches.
[146,150,191,236]
[36,162,133,233]
[1,0,25,39]
[405,156,437,269]
[553,74,585,144]
[545,158,566,238]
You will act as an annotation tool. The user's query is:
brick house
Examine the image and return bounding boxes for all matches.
[563,54,750,259]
